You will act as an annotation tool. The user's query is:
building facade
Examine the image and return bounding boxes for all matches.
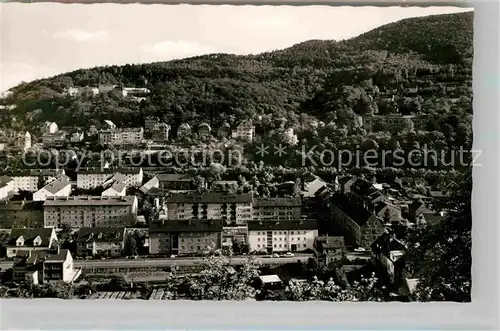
[99,127,144,146]
[149,219,223,256]
[166,192,253,226]
[33,176,72,202]
[43,196,138,228]
[6,228,58,258]
[231,121,255,142]
[252,197,302,220]
[247,219,318,253]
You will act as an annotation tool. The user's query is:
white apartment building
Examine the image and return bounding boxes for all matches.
[33,176,72,202]
[99,127,144,146]
[43,196,138,228]
[247,219,318,253]
[10,175,39,192]
[77,168,143,189]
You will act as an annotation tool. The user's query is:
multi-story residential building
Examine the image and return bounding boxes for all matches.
[152,122,170,142]
[41,131,67,147]
[33,175,72,202]
[77,168,143,189]
[12,248,81,285]
[166,192,253,226]
[247,219,318,253]
[0,176,15,200]
[76,227,126,257]
[231,121,255,142]
[8,173,39,192]
[371,233,407,286]
[302,174,329,198]
[99,127,144,146]
[5,228,58,258]
[29,169,66,185]
[252,197,302,220]
[0,200,45,229]
[313,236,346,267]
[149,219,223,256]
[98,84,117,93]
[328,194,386,248]
[43,195,138,228]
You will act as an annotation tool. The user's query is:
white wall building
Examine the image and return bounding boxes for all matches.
[33,176,72,202]
[77,168,143,189]
[10,175,39,192]
[0,176,15,200]
[247,219,318,253]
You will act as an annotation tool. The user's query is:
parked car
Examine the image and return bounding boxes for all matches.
[170,255,177,258]
[272,253,280,258]
[354,247,366,252]
[283,252,295,257]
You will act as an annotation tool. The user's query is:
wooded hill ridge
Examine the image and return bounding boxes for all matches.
[2,11,473,134]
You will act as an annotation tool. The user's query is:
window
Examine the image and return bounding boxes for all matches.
[279,244,282,248]
[291,231,294,235]
[257,238,260,241]
[257,244,260,248]
[274,244,277,248]
[303,244,307,248]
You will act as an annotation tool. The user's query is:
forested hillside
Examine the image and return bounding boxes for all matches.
[2,11,473,142]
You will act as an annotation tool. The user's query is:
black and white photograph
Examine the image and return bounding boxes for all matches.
[0,2,474,306]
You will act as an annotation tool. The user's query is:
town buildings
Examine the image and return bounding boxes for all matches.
[0,200,45,229]
[101,181,127,197]
[33,175,72,202]
[121,87,150,98]
[198,122,211,138]
[231,121,255,142]
[43,196,138,228]
[361,114,428,132]
[76,227,126,257]
[99,127,144,146]
[144,116,160,133]
[313,236,346,267]
[151,122,170,142]
[247,219,318,253]
[148,219,223,256]
[166,192,253,226]
[328,193,386,248]
[77,168,143,189]
[0,176,15,200]
[12,248,81,285]
[5,228,58,258]
[252,197,302,220]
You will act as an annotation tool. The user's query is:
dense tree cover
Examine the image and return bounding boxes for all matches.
[404,171,472,301]
[3,12,472,139]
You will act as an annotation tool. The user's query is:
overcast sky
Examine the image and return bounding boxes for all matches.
[1,4,472,91]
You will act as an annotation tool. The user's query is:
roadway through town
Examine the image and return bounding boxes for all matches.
[0,254,313,271]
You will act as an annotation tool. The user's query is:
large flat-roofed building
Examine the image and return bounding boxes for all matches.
[166,192,253,226]
[247,219,318,254]
[252,197,302,220]
[43,196,138,228]
[149,219,223,256]
[0,200,45,228]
